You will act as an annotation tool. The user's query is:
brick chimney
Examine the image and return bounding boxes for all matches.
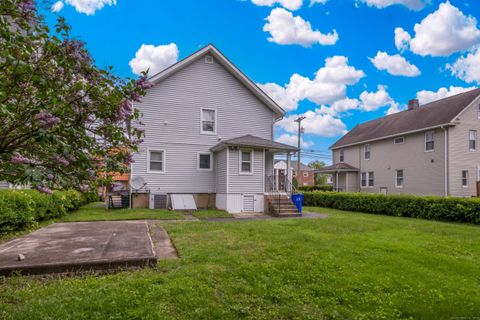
[408,99,419,110]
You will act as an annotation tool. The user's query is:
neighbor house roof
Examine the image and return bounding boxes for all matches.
[274,160,312,171]
[316,163,359,173]
[211,135,298,152]
[331,88,480,150]
[148,44,285,118]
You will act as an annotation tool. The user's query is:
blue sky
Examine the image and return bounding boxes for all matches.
[42,0,480,164]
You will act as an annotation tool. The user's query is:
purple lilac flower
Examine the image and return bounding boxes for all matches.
[136,76,154,90]
[11,154,33,164]
[35,111,60,129]
[130,92,142,103]
[117,100,133,120]
[20,0,36,13]
[37,186,53,195]
[79,183,89,193]
[46,174,54,180]
[56,156,69,166]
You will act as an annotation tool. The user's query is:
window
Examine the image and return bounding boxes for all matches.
[339,149,345,162]
[303,172,308,178]
[201,108,216,134]
[425,131,434,151]
[364,144,371,160]
[394,137,404,144]
[148,150,165,172]
[240,150,252,174]
[198,153,212,170]
[462,170,469,188]
[395,169,404,188]
[469,130,477,151]
[361,172,374,187]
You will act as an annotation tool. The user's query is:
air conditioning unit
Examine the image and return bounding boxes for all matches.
[149,193,168,209]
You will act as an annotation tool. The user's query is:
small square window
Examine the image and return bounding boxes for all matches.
[303,172,308,178]
[198,153,212,170]
[394,137,404,144]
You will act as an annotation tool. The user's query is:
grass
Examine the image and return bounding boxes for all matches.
[59,202,185,222]
[1,207,480,319]
[191,208,233,220]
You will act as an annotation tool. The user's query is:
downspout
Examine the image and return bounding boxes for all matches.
[442,126,449,197]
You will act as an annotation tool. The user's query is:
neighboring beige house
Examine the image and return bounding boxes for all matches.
[320,89,480,197]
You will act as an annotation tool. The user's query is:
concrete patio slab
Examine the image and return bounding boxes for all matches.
[0,221,157,276]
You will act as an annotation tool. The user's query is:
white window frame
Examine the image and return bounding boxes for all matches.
[395,169,404,188]
[303,172,309,178]
[394,136,404,145]
[200,108,217,135]
[361,172,374,188]
[239,150,253,175]
[197,152,213,171]
[147,149,166,173]
[469,130,477,151]
[339,149,345,163]
[364,144,371,160]
[462,170,469,188]
[425,131,435,152]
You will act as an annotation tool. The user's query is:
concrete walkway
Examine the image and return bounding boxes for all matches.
[0,221,177,276]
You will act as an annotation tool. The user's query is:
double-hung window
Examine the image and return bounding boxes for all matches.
[425,131,434,151]
[201,108,216,134]
[394,137,404,144]
[364,144,371,160]
[469,130,477,151]
[240,150,253,174]
[198,153,212,170]
[395,169,404,188]
[339,149,345,162]
[462,170,469,188]
[148,150,165,173]
[361,172,374,187]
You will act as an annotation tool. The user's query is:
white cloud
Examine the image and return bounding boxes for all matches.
[359,85,396,111]
[251,0,303,10]
[51,1,64,12]
[276,133,314,148]
[386,102,405,115]
[394,27,411,51]
[416,86,476,104]
[129,43,179,76]
[447,47,480,84]
[369,51,421,77]
[64,0,116,15]
[397,1,480,57]
[277,110,348,137]
[320,98,361,116]
[359,0,429,10]
[257,83,298,111]
[310,0,328,5]
[263,8,339,47]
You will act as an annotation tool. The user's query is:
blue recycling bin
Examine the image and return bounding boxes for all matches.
[291,194,304,213]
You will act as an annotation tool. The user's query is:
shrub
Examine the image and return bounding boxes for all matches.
[0,189,91,234]
[303,191,480,224]
[298,185,333,192]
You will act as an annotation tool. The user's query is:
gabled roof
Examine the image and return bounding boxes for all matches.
[274,160,312,171]
[148,44,285,118]
[331,88,480,150]
[211,135,298,152]
[316,163,359,173]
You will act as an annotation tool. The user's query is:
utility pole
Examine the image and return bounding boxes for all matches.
[294,116,306,182]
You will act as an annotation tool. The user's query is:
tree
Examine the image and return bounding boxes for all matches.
[0,0,150,193]
[308,160,328,185]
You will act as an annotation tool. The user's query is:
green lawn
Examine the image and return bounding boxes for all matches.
[59,202,185,222]
[1,207,480,319]
[191,208,233,220]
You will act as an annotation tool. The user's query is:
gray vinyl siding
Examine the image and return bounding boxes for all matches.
[132,54,275,193]
[228,149,264,193]
[448,99,480,197]
[333,146,361,168]
[215,149,228,193]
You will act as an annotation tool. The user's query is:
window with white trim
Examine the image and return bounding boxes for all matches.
[303,172,308,178]
[462,170,469,187]
[149,150,164,172]
[361,172,374,187]
[469,130,477,151]
[364,144,371,160]
[198,153,212,170]
[339,149,345,162]
[240,150,252,174]
[394,137,404,144]
[395,169,404,188]
[425,131,434,151]
[201,109,216,134]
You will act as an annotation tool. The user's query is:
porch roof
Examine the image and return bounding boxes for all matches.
[315,163,359,173]
[211,134,298,152]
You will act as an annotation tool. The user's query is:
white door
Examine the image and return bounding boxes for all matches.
[243,195,255,212]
